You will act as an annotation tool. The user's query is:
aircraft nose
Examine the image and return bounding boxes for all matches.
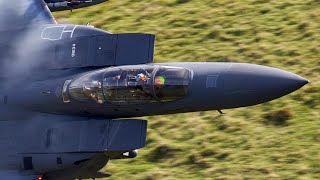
[221,63,308,107]
[256,67,309,92]
[287,75,309,90]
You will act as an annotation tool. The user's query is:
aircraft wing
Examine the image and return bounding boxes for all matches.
[0,0,56,31]
[0,171,37,180]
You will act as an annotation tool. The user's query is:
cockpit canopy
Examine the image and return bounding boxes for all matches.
[67,65,191,104]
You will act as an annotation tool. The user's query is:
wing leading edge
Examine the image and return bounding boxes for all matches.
[0,0,56,31]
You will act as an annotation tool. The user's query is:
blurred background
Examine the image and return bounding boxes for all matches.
[55,0,319,179]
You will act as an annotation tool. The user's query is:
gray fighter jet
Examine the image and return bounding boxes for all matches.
[0,0,308,179]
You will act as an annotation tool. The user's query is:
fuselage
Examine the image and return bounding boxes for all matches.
[0,61,307,120]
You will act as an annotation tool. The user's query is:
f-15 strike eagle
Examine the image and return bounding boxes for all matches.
[0,0,308,179]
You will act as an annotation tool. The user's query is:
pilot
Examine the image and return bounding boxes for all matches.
[83,81,104,104]
[136,73,147,82]
[90,93,104,104]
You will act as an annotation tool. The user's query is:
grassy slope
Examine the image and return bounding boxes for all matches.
[55,0,320,179]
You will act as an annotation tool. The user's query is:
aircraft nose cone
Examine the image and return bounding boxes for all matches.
[289,75,309,90]
[222,63,308,107]
[267,68,309,92]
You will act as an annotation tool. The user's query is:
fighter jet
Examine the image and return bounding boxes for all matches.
[0,0,308,179]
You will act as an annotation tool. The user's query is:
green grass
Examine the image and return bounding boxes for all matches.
[55,0,320,179]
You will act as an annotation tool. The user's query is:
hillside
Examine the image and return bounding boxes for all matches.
[54,0,320,179]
